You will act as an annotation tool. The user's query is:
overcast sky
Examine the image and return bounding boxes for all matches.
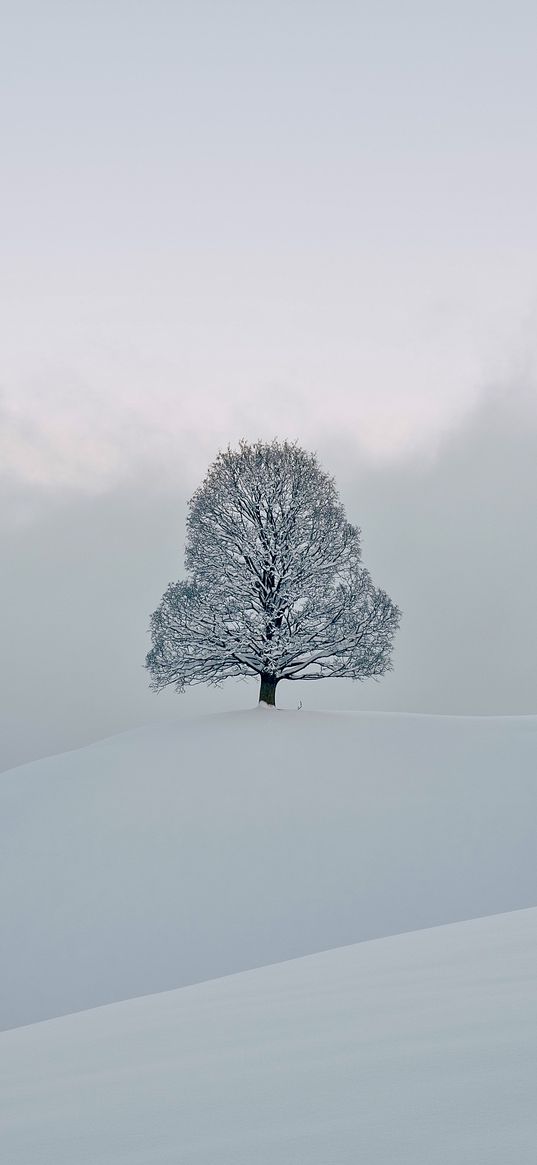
[2,1,537,770]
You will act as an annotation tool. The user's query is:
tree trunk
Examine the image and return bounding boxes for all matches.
[259,673,279,706]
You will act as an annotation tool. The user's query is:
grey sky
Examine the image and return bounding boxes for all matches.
[2,2,537,768]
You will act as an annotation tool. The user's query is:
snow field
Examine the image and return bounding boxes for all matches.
[1,708,537,1029]
[1,906,536,1164]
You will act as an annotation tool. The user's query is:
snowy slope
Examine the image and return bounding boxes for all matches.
[1,906,536,1164]
[1,709,537,1029]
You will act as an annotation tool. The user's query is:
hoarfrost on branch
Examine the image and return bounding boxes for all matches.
[146,440,401,704]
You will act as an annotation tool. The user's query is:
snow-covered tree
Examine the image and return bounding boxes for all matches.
[146,440,401,706]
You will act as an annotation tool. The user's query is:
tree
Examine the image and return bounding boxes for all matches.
[146,439,401,706]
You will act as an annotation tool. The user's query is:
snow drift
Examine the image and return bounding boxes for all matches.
[2,906,536,1164]
[1,708,537,1029]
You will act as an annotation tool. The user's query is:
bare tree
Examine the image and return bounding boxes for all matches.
[146,440,401,706]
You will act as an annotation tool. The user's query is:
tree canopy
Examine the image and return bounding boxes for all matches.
[146,439,401,705]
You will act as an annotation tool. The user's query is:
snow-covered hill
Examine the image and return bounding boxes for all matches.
[2,709,537,1029]
[2,905,536,1164]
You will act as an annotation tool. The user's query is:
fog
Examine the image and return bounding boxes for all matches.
[2,1,537,769]
[1,384,535,772]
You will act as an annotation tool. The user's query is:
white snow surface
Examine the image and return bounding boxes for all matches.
[1,906,536,1164]
[1,708,537,1029]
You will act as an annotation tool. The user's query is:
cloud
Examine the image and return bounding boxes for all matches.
[332,381,537,716]
[1,273,499,498]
